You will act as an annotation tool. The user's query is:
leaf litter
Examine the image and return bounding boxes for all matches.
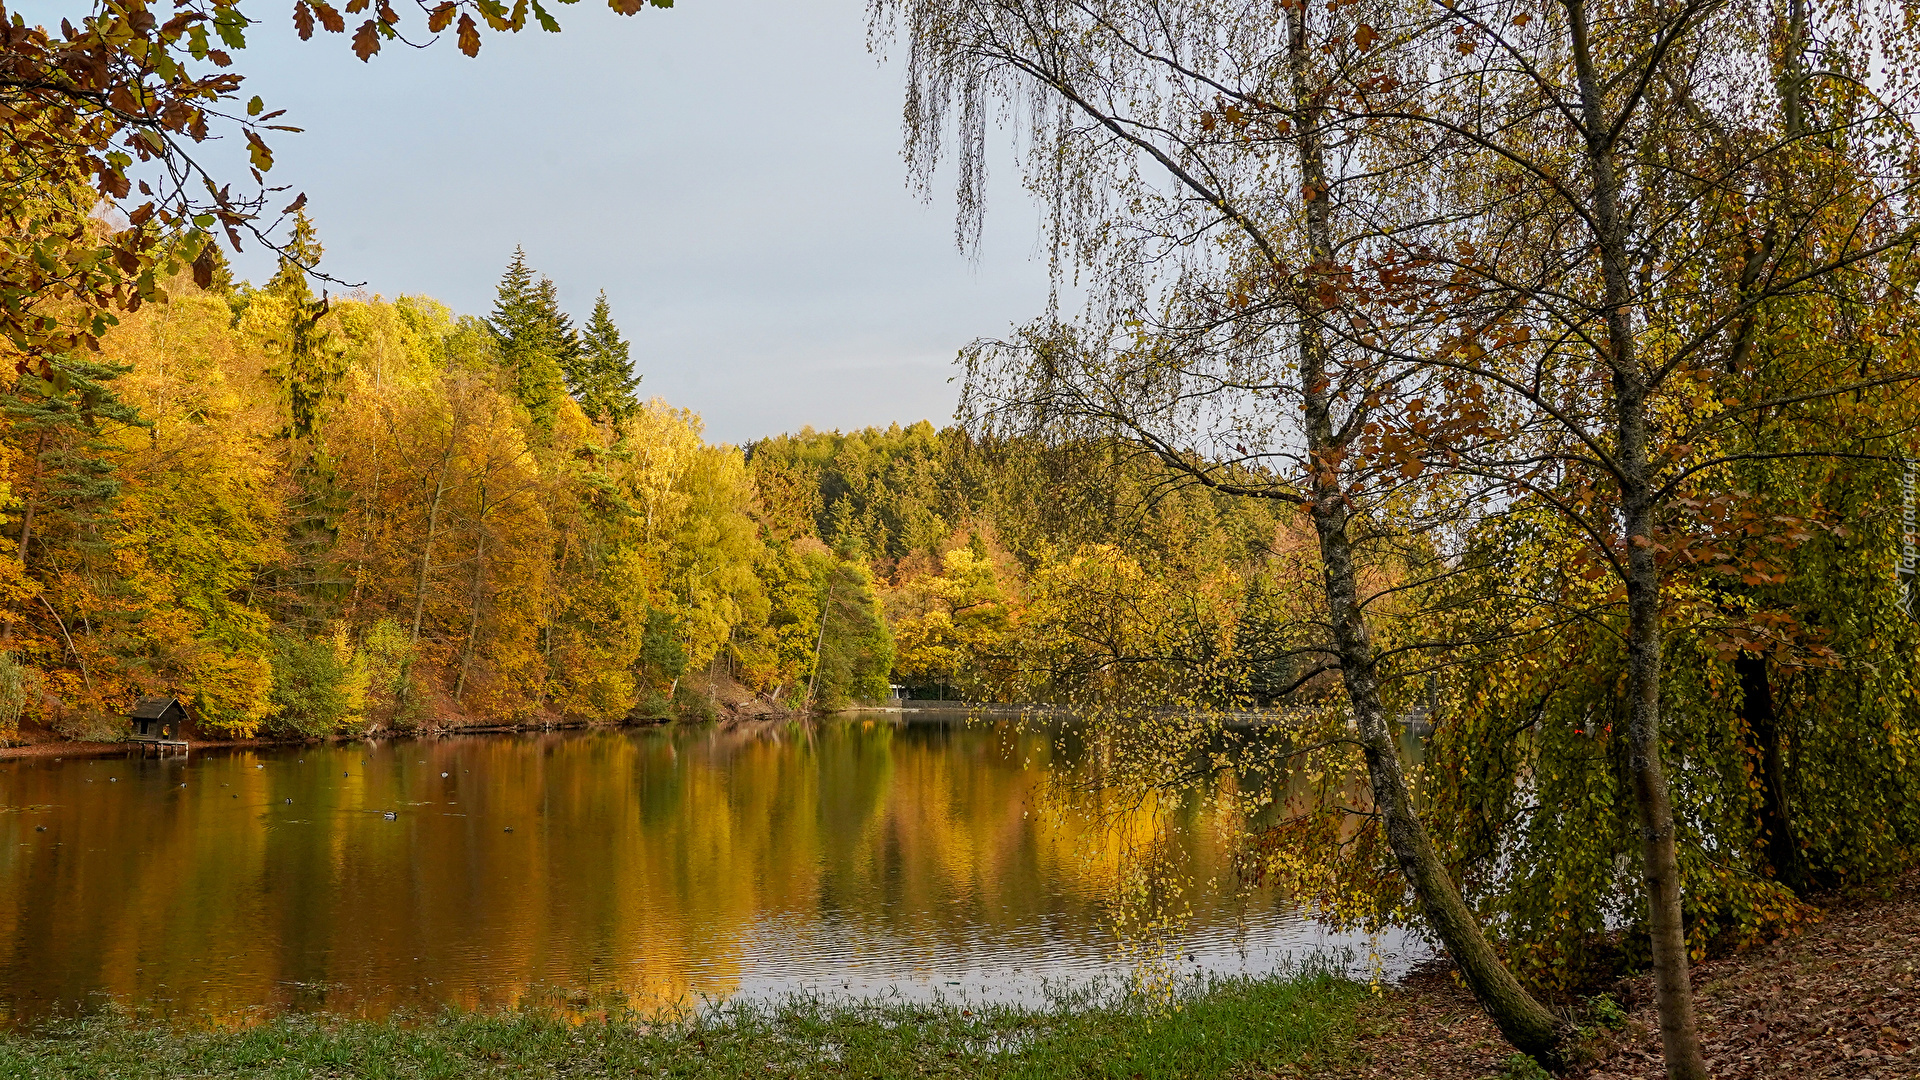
[1328,867,1919,1079]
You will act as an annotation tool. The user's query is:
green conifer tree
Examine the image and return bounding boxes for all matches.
[488,248,574,429]
[6,355,145,572]
[267,212,346,444]
[264,211,351,631]
[572,291,642,423]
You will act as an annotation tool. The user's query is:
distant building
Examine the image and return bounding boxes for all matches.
[128,696,187,743]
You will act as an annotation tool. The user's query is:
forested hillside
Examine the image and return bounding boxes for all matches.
[0,221,901,741]
[747,425,1326,706]
[0,216,1358,742]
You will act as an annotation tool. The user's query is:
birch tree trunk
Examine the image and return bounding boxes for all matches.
[1567,1,1706,1071]
[1285,8,1569,1067]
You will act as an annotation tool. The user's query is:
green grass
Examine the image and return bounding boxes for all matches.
[0,972,1370,1079]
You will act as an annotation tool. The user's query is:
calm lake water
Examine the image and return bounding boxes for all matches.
[0,713,1404,1026]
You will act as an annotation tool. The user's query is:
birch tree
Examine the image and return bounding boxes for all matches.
[874,0,1575,1064]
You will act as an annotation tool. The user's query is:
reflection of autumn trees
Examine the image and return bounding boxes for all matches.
[0,724,1268,1023]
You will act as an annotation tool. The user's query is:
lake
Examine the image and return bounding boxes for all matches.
[0,712,1404,1026]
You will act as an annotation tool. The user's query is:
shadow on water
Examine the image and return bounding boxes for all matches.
[0,715,1416,1026]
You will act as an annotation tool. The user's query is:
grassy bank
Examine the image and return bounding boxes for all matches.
[0,973,1370,1080]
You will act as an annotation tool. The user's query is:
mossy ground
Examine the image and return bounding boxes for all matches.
[0,972,1371,1079]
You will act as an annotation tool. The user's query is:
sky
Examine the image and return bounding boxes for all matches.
[84,0,1060,444]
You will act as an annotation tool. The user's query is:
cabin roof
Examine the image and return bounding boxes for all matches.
[129,696,184,720]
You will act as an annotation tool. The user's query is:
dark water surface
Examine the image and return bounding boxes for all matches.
[0,714,1399,1025]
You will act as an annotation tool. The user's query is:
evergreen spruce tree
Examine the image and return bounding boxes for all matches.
[572,291,642,423]
[267,212,346,444]
[488,247,574,430]
[264,211,351,631]
[6,355,145,572]
[491,247,536,326]
[2,354,143,710]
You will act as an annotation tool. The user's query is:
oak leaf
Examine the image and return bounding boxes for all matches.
[352,18,380,59]
[312,1,345,32]
[191,243,216,288]
[244,130,274,170]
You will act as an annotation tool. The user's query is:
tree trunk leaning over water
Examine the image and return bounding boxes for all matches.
[1304,439,1573,1068]
[1285,14,1567,1062]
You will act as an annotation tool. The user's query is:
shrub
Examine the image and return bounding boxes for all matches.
[361,620,428,731]
[268,633,352,736]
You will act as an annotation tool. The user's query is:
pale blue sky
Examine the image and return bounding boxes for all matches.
[54,1,1057,443]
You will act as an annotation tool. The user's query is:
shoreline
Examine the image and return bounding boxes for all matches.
[0,715,692,763]
[0,671,821,764]
[3,701,1331,762]
[0,970,1368,1078]
[0,701,1058,763]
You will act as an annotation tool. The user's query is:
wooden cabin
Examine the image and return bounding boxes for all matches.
[128,696,187,743]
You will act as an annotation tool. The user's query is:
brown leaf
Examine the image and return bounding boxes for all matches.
[192,245,216,289]
[245,130,274,170]
[428,2,456,32]
[457,11,481,54]
[352,18,380,59]
[312,0,345,32]
[1355,23,1377,50]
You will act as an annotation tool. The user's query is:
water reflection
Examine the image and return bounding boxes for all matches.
[0,713,1405,1025]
